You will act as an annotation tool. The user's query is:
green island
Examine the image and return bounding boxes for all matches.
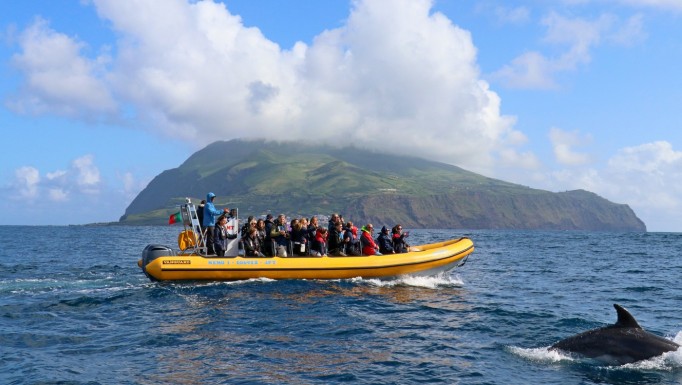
[119,139,646,231]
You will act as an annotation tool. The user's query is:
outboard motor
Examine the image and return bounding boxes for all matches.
[140,244,175,280]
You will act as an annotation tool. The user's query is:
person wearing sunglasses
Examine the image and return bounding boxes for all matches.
[392,224,410,253]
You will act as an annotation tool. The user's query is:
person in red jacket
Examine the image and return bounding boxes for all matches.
[311,227,328,256]
[360,224,382,256]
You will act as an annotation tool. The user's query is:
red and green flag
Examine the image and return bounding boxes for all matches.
[169,212,182,225]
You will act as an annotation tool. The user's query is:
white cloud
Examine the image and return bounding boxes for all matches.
[524,141,682,231]
[549,127,592,166]
[8,0,531,175]
[541,12,607,70]
[8,17,116,118]
[118,171,147,200]
[494,6,531,25]
[9,155,102,203]
[14,166,40,198]
[475,4,531,25]
[48,188,68,202]
[72,155,101,193]
[46,170,67,180]
[490,51,557,89]
[3,0,680,231]
[1,155,132,224]
[608,141,682,174]
[608,14,646,46]
[491,12,647,89]
[120,172,135,194]
[602,142,682,230]
[498,148,542,170]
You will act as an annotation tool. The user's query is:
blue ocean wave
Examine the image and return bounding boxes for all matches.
[1,227,682,384]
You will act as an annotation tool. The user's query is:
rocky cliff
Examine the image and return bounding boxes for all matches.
[120,139,646,231]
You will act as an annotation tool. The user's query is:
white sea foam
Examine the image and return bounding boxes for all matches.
[351,273,464,289]
[674,331,682,345]
[619,350,682,371]
[191,277,278,287]
[508,346,574,363]
[617,332,682,371]
[244,277,277,284]
[0,278,56,292]
[72,283,141,295]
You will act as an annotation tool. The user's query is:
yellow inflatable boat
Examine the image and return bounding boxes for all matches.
[138,202,474,281]
[139,237,474,282]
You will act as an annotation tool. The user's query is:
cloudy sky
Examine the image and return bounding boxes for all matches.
[1,0,681,231]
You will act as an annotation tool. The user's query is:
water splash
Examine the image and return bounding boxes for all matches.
[619,348,682,371]
[674,331,682,344]
[350,273,464,289]
[618,331,682,371]
[508,346,573,363]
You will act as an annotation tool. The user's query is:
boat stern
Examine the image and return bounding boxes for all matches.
[140,244,176,281]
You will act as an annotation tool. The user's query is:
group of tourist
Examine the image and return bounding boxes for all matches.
[199,192,409,257]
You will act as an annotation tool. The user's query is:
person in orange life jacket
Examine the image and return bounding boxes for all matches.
[213,215,229,257]
[360,224,382,256]
[203,192,228,255]
[376,226,395,254]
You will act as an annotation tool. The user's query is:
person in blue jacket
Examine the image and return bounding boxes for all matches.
[203,192,228,255]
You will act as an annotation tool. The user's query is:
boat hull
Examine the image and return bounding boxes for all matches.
[140,237,474,282]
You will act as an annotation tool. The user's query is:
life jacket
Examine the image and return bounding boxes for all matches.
[360,229,377,256]
[177,230,197,251]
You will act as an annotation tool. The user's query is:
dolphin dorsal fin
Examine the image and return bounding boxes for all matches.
[613,304,642,329]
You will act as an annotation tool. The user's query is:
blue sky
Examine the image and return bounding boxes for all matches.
[1,0,681,231]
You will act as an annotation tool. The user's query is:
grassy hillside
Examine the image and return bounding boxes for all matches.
[119,139,646,231]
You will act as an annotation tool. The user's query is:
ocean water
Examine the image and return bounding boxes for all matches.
[1,226,681,385]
